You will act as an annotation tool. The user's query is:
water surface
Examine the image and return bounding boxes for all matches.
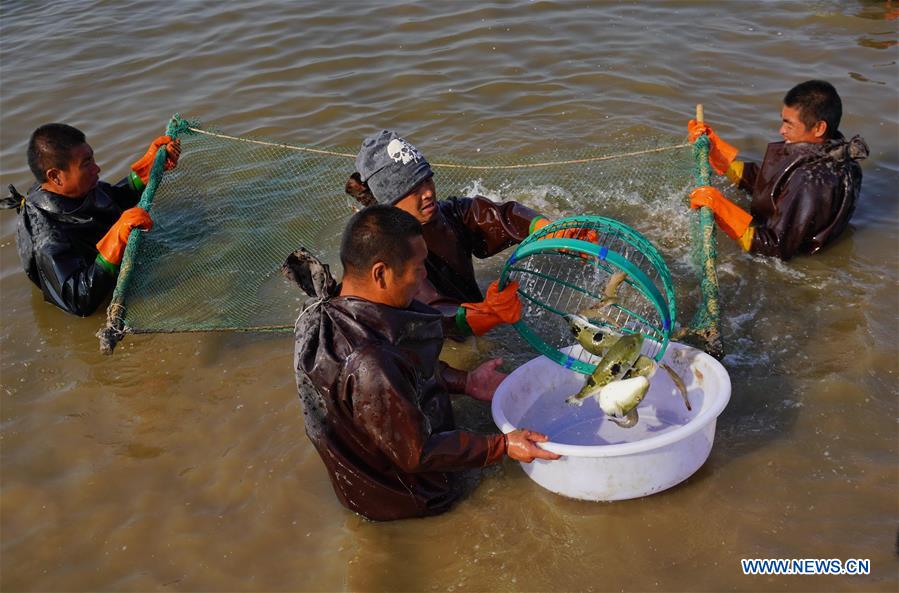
[1,2,897,591]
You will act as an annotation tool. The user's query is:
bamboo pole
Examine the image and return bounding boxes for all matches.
[676,103,724,358]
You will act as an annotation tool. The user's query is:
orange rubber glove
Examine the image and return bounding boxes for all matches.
[130,136,180,187]
[95,207,153,269]
[529,216,551,235]
[689,186,752,242]
[551,227,599,243]
[457,280,522,336]
[687,120,739,175]
[530,217,599,258]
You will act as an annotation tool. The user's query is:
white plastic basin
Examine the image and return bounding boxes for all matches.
[492,342,731,501]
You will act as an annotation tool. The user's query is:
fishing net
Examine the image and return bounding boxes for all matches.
[682,133,723,357]
[98,114,718,354]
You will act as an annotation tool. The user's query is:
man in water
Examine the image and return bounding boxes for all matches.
[346,130,569,336]
[688,79,868,260]
[4,123,180,315]
[286,205,560,521]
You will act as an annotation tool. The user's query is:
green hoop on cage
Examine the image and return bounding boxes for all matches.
[498,215,676,375]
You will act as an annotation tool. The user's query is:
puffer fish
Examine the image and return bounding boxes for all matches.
[565,314,619,356]
[566,333,644,406]
[629,352,658,379]
[598,376,650,427]
[607,351,662,428]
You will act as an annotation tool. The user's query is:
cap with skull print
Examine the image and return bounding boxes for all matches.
[355,130,434,205]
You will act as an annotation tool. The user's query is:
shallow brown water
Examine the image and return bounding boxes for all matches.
[1,2,898,592]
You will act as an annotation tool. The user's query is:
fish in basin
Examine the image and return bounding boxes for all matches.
[566,333,651,427]
[563,317,691,427]
[576,375,650,428]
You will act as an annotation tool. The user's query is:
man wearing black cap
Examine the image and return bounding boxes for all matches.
[346,130,554,336]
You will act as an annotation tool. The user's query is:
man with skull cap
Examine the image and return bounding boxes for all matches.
[346,129,557,337]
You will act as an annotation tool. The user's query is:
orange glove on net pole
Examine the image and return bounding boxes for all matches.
[458,280,522,336]
[95,207,153,269]
[689,186,752,242]
[687,120,739,175]
[130,136,181,188]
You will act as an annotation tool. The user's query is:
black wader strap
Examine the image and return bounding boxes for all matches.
[2,185,25,213]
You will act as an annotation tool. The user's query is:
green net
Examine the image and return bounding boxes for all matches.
[98,115,717,354]
[498,216,676,375]
[681,134,723,358]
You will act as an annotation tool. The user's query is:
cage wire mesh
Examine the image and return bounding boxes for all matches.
[106,115,694,344]
[499,216,675,375]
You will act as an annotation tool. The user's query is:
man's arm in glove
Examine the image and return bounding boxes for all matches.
[128,136,181,192]
[688,119,741,177]
[454,280,522,336]
[689,186,754,251]
[32,207,150,316]
[686,120,764,195]
[95,207,154,271]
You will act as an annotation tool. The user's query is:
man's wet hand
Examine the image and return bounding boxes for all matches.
[505,429,561,462]
[465,358,507,402]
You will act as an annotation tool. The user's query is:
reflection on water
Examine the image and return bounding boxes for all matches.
[850,0,899,21]
[848,70,890,83]
[1,1,898,592]
[856,36,899,49]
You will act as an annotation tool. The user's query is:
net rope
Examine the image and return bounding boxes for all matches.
[186,127,690,169]
[98,114,709,353]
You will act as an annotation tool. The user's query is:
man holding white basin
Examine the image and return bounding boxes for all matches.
[285,205,560,521]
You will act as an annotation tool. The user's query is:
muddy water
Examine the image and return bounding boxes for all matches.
[1,2,897,592]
